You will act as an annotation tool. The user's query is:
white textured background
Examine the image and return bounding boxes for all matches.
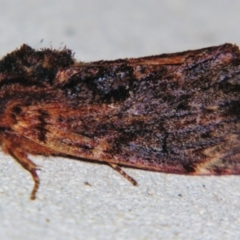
[1,1,240,239]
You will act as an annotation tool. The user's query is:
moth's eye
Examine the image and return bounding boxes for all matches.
[12,106,22,115]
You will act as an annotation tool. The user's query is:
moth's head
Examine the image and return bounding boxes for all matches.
[0,44,75,86]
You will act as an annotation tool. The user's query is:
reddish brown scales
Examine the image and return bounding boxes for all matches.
[0,43,239,199]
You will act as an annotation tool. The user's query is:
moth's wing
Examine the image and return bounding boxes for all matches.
[10,102,178,169]
[11,99,240,176]
[11,43,240,176]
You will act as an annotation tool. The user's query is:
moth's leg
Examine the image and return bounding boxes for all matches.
[3,138,40,200]
[108,163,138,186]
[11,150,40,200]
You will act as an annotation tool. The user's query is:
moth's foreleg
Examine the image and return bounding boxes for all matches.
[2,137,40,200]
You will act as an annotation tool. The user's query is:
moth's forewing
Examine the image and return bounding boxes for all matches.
[10,43,240,176]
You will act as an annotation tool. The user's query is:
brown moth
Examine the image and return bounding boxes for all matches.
[0,43,239,199]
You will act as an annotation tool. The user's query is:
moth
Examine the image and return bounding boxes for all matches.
[0,43,239,199]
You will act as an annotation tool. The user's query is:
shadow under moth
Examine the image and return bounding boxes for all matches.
[0,43,239,199]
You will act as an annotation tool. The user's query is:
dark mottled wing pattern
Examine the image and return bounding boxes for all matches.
[0,43,240,199]
[9,43,240,175]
